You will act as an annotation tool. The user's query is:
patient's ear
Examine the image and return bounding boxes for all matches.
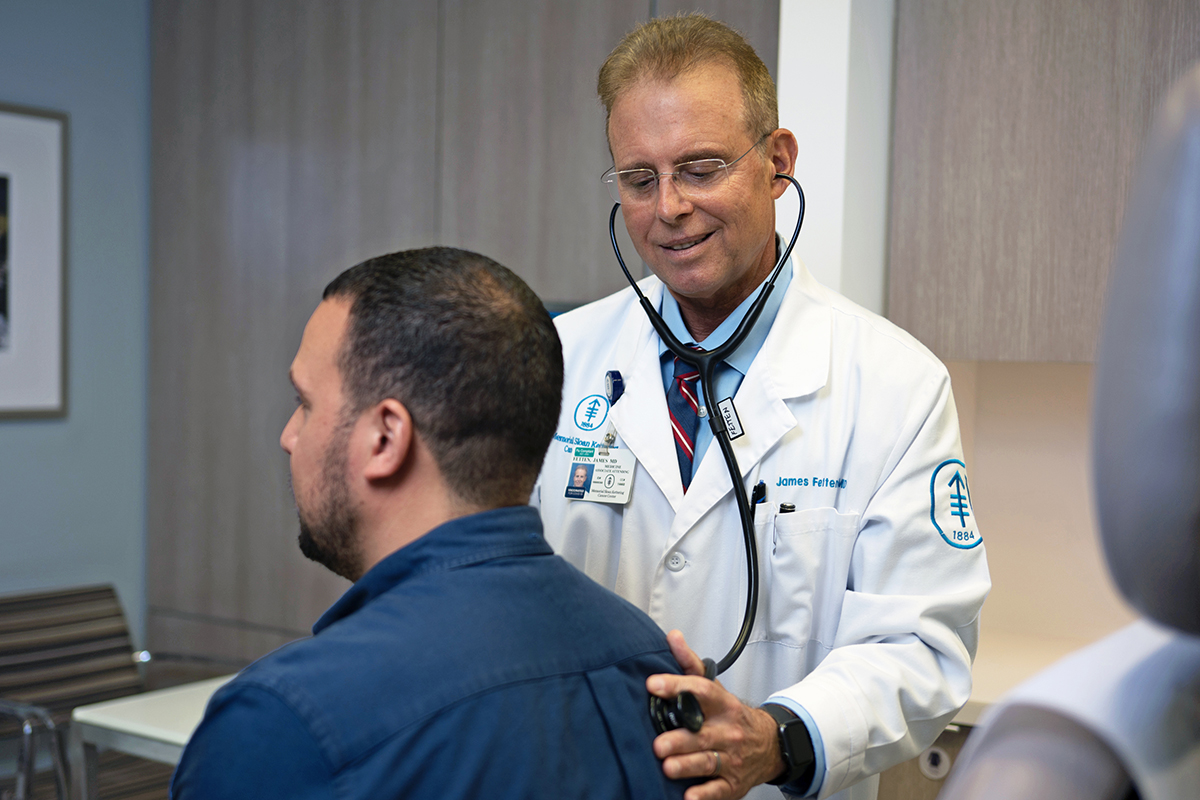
[362,398,412,481]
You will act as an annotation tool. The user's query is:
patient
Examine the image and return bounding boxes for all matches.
[171,247,690,799]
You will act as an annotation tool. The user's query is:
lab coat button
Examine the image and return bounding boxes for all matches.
[667,552,686,572]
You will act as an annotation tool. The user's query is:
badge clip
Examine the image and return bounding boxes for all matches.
[605,370,625,404]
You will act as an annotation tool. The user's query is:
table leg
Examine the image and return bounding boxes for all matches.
[66,725,97,800]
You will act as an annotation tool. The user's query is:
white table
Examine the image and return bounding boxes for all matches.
[68,675,234,799]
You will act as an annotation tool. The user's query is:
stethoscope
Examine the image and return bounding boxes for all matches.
[607,173,805,698]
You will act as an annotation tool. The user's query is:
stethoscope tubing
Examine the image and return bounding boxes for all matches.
[607,173,805,676]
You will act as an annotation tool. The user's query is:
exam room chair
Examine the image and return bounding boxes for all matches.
[0,585,174,800]
[939,60,1200,800]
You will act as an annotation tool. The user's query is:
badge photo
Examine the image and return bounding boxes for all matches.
[565,462,594,499]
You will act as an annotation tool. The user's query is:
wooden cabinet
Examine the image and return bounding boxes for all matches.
[149,0,445,663]
[888,0,1200,362]
[437,0,644,305]
[877,725,970,800]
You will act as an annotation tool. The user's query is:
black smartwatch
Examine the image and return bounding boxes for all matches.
[760,703,816,789]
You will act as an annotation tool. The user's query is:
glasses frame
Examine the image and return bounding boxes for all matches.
[601,131,773,205]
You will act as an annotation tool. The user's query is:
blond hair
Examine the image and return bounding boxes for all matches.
[597,13,778,143]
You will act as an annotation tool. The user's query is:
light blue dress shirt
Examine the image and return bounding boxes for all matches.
[657,257,793,468]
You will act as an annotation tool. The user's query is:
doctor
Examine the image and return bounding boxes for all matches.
[535,14,990,800]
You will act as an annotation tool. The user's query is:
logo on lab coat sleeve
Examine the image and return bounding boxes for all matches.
[930,459,981,549]
[573,395,609,431]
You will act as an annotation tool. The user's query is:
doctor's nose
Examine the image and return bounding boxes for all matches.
[655,176,694,222]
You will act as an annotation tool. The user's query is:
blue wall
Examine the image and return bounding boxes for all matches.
[0,0,150,642]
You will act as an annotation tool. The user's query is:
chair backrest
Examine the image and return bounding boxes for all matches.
[1092,58,1200,634]
[0,585,143,736]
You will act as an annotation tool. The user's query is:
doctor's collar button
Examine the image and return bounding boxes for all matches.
[698,406,707,418]
[667,552,686,572]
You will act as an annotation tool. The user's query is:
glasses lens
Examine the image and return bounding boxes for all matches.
[603,157,737,205]
[602,170,620,204]
[675,159,728,193]
[604,169,658,204]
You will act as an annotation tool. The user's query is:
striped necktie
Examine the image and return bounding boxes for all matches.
[668,356,702,491]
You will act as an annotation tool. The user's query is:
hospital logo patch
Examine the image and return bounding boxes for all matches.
[573,395,609,431]
[930,459,981,549]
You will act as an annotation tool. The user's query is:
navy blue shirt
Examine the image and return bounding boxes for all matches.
[171,506,690,799]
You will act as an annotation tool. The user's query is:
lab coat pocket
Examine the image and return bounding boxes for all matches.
[758,507,860,653]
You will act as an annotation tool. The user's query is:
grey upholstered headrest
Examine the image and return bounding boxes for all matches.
[1092,62,1200,635]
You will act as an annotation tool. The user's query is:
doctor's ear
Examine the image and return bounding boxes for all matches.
[768,129,799,191]
[362,398,413,481]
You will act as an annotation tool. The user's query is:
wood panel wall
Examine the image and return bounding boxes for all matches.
[888,0,1200,362]
[148,0,778,665]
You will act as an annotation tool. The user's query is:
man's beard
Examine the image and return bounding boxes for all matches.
[295,419,363,582]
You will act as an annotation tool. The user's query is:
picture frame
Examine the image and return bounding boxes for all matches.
[0,102,68,418]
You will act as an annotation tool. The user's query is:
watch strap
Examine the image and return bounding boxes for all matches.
[761,703,816,788]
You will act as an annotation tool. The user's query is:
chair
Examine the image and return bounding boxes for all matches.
[0,585,173,800]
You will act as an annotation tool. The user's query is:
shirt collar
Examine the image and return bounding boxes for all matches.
[313,505,551,634]
[658,249,794,378]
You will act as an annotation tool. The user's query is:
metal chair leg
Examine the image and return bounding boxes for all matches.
[15,718,34,800]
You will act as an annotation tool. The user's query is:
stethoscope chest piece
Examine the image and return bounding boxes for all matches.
[649,690,704,735]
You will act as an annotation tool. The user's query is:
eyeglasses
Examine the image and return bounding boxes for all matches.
[601,132,771,206]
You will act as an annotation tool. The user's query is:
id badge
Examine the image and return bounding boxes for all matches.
[563,444,635,504]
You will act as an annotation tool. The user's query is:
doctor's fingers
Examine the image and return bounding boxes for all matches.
[660,750,748,800]
[655,700,785,792]
[651,695,759,760]
[665,629,707,676]
[683,778,740,800]
[645,672,729,707]
[661,749,756,800]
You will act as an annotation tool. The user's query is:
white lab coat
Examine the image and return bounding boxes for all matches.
[535,261,991,800]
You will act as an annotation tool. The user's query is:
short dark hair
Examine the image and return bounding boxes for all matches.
[323,247,563,508]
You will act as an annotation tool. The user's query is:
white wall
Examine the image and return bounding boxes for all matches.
[0,0,150,642]
[776,0,893,314]
[946,361,1137,645]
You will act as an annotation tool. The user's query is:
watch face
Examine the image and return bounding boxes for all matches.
[762,705,814,786]
[781,717,813,763]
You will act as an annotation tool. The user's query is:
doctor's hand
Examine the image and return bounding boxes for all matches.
[648,630,785,800]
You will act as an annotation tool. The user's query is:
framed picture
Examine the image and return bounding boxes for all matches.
[0,102,67,417]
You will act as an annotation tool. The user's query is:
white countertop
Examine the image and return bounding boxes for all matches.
[72,674,235,746]
[954,630,1095,725]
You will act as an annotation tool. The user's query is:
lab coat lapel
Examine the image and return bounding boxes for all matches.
[669,262,833,538]
[609,279,688,512]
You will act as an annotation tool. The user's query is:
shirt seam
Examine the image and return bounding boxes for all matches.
[335,646,675,772]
